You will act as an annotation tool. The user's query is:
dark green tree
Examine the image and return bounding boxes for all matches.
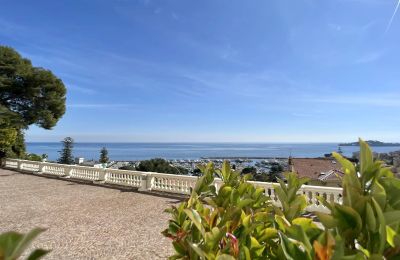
[99,147,109,164]
[57,137,74,164]
[0,106,25,158]
[241,166,257,175]
[136,158,188,175]
[265,163,283,182]
[119,165,136,170]
[192,168,202,176]
[0,46,66,158]
[26,153,42,161]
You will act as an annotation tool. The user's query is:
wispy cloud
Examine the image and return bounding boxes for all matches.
[0,18,25,39]
[291,112,319,118]
[386,0,400,33]
[355,51,384,64]
[171,12,179,20]
[68,104,134,108]
[67,85,97,95]
[305,94,400,107]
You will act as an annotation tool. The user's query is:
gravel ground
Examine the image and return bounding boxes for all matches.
[0,169,179,259]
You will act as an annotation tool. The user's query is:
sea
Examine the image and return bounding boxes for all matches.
[26,142,400,161]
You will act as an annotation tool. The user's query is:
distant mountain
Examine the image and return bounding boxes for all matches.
[339,140,400,147]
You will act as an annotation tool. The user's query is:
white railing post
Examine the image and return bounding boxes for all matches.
[64,165,73,177]
[139,173,148,191]
[37,162,44,174]
[98,168,106,181]
[145,173,154,191]
[17,160,23,170]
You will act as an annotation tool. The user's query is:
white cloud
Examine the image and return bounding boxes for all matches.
[67,85,97,95]
[355,51,384,64]
[305,93,400,107]
[68,104,134,108]
[386,0,400,33]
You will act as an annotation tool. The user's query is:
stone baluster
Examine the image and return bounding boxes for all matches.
[142,173,153,191]
[98,168,106,181]
[38,162,45,174]
[17,160,23,171]
[64,165,73,177]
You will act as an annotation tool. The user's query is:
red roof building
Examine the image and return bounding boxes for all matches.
[289,158,343,187]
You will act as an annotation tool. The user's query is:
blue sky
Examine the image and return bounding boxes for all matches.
[1,0,400,142]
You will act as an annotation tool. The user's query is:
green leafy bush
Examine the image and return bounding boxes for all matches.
[137,158,188,175]
[0,228,48,260]
[162,139,400,259]
[25,154,42,162]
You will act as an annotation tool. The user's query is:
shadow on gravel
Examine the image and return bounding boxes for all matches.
[0,174,14,177]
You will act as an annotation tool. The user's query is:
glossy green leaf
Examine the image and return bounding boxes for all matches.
[365,202,376,232]
[386,225,397,248]
[184,209,205,236]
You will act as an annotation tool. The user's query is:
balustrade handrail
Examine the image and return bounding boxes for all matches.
[149,172,199,180]
[2,158,343,213]
[105,168,144,175]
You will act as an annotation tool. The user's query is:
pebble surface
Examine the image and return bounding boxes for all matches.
[0,169,178,259]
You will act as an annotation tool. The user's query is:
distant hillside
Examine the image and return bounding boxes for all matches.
[339,140,400,146]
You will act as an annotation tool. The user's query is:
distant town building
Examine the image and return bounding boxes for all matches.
[289,158,343,187]
[79,160,104,168]
[75,157,84,164]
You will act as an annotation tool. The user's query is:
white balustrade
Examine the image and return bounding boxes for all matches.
[41,162,68,176]
[104,169,143,187]
[19,160,40,172]
[149,173,198,194]
[3,158,19,169]
[2,158,343,213]
[249,181,281,206]
[70,166,102,181]
[299,185,342,213]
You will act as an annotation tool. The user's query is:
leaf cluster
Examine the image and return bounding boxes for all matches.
[0,228,48,260]
[163,140,400,259]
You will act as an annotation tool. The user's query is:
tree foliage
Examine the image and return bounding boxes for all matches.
[26,153,43,162]
[99,147,109,164]
[0,46,66,158]
[136,158,188,175]
[57,137,74,165]
[0,106,24,158]
[119,165,136,171]
[241,166,257,175]
[0,46,66,129]
[163,140,400,259]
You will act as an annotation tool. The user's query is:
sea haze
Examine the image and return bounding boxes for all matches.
[26,142,400,161]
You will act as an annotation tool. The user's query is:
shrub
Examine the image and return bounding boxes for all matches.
[119,165,136,171]
[241,167,257,175]
[0,228,48,260]
[137,158,188,175]
[162,139,400,259]
[25,153,42,162]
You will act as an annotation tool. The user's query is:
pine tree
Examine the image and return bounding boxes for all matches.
[0,46,66,158]
[99,147,109,164]
[58,137,74,164]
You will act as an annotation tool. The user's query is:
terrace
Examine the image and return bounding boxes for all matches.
[1,158,343,259]
[0,168,177,259]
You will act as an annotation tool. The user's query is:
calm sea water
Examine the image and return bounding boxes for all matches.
[26,142,400,161]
